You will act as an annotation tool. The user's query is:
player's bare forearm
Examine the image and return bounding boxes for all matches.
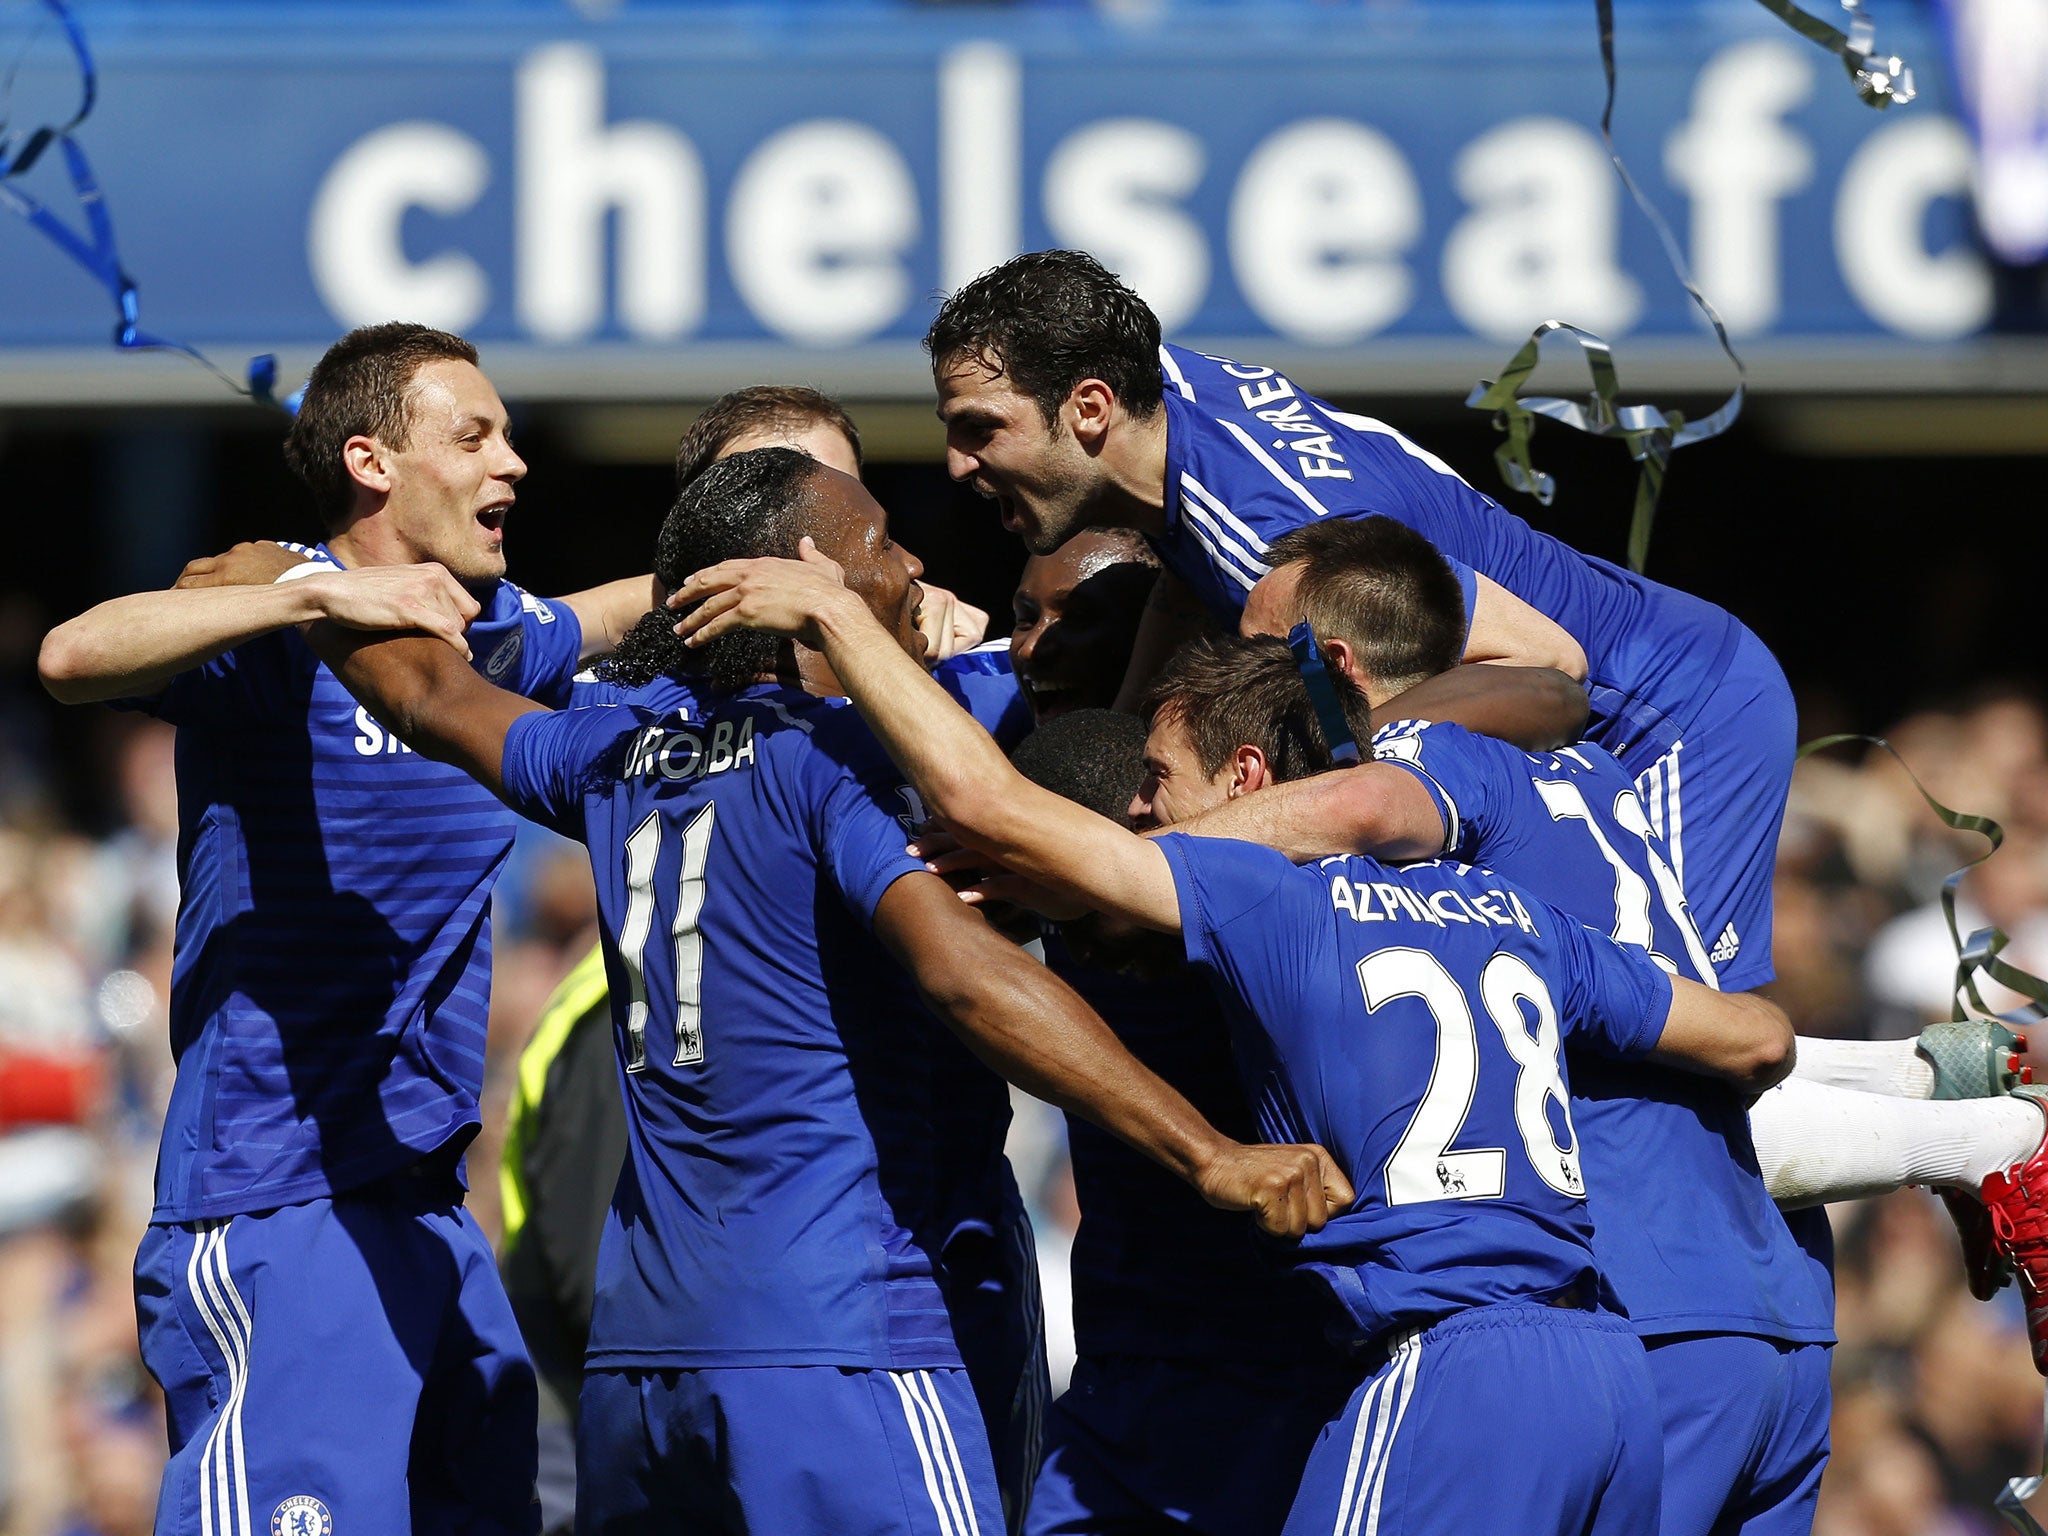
[1463,575,1588,681]
[1377,665,1589,752]
[878,876,1352,1237]
[1163,764,1445,864]
[1646,982,1795,1092]
[558,574,660,662]
[309,625,544,796]
[41,580,344,704]
[1112,568,1211,713]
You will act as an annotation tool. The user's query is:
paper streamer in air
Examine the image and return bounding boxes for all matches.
[0,0,299,411]
[1470,0,1915,572]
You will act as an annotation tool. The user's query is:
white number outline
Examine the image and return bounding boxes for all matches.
[618,802,719,1072]
[1359,946,1584,1205]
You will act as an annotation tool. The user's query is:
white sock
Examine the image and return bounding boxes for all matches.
[1790,1035,1937,1099]
[1750,1077,2044,1209]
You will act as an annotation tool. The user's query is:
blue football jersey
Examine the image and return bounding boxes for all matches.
[1043,936,1335,1365]
[1372,720,1832,1343]
[934,639,1033,751]
[134,546,583,1221]
[1155,344,1747,764]
[500,679,997,1371]
[1157,835,1672,1344]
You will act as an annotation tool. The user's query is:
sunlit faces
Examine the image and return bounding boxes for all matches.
[801,466,927,663]
[935,355,1098,556]
[370,358,527,586]
[718,420,861,480]
[1129,708,1236,830]
[1010,533,1160,723]
[1238,560,1306,641]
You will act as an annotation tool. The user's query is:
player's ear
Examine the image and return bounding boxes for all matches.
[1066,379,1116,452]
[342,434,394,499]
[1321,636,1371,695]
[1226,744,1272,798]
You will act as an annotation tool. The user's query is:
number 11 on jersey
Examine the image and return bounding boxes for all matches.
[619,803,718,1072]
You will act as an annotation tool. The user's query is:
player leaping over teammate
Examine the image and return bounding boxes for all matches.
[671,540,1797,1536]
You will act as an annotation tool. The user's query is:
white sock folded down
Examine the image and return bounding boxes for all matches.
[1750,1077,2044,1210]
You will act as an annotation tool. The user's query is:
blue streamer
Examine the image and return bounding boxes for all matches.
[1288,622,1362,767]
[0,0,300,412]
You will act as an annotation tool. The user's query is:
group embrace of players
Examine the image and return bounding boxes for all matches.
[37,250,2048,1536]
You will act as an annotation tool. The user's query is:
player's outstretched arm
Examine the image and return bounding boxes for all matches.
[1646,981,1796,1093]
[306,625,545,798]
[875,872,1354,1238]
[1164,764,1446,865]
[1464,575,1589,682]
[555,574,660,662]
[1374,664,1589,752]
[675,544,1184,933]
[40,563,482,705]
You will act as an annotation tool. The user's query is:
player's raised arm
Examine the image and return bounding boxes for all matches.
[555,573,661,661]
[1463,574,1588,680]
[306,623,546,799]
[674,542,1184,933]
[1163,763,1447,864]
[39,562,482,705]
[872,872,1352,1238]
[1373,663,1589,752]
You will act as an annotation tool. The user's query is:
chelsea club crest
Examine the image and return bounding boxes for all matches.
[272,1495,332,1536]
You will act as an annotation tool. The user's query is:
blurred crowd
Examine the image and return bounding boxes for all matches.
[2,679,2047,1535]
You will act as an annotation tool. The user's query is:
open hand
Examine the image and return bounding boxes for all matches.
[310,563,481,659]
[175,541,309,589]
[669,538,861,650]
[1196,1141,1355,1240]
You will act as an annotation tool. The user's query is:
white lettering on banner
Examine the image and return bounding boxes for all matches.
[1044,119,1210,333]
[308,122,491,331]
[516,43,703,344]
[1664,39,1815,337]
[1443,116,1643,343]
[940,43,1022,291]
[1228,118,1421,344]
[728,120,919,346]
[1837,115,1993,340]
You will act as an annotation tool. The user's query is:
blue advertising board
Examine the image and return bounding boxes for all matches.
[0,0,2019,401]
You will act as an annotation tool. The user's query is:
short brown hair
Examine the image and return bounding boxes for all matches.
[673,386,862,491]
[282,323,479,529]
[1141,633,1373,783]
[1262,517,1466,696]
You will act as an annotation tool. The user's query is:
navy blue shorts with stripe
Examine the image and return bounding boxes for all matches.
[1026,1354,1353,1536]
[1282,1305,1660,1536]
[1647,1333,1831,1536]
[576,1363,1004,1536]
[134,1183,539,1536]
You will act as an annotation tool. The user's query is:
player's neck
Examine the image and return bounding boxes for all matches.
[1089,406,1171,535]
[792,644,848,700]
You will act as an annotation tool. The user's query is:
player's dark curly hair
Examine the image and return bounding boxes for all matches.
[1010,709,1151,828]
[925,250,1164,425]
[599,447,823,692]
[1261,517,1466,697]
[1141,633,1374,783]
[673,385,863,491]
[284,323,479,529]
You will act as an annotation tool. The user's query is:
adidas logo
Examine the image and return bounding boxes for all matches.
[1709,923,1741,965]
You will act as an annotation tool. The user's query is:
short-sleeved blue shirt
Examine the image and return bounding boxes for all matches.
[1154,344,1746,763]
[500,679,990,1370]
[1158,835,1672,1344]
[1371,720,1831,1343]
[136,547,583,1221]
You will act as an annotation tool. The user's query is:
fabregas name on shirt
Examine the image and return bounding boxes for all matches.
[623,713,757,784]
[1324,864,1539,934]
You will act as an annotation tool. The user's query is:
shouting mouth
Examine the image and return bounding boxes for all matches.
[476,501,512,542]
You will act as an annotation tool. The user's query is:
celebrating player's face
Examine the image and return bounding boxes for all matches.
[1130,711,1237,830]
[803,467,928,664]
[377,358,527,586]
[1011,534,1158,723]
[936,356,1095,556]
